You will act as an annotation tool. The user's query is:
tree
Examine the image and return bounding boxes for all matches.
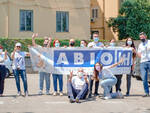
[107,0,150,40]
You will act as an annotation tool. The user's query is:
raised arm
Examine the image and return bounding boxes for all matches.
[11,47,17,60]
[32,33,38,46]
[109,58,124,69]
[47,37,52,48]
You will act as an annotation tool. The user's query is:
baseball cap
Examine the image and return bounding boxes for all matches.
[15,42,22,47]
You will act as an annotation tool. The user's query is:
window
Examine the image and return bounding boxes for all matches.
[20,10,33,31]
[92,8,98,19]
[56,11,69,32]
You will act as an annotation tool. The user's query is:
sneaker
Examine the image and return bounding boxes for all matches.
[75,98,81,103]
[142,93,149,97]
[46,91,50,95]
[25,92,28,97]
[17,92,21,96]
[125,92,129,96]
[104,95,112,100]
[59,92,63,96]
[53,92,57,96]
[0,94,3,97]
[117,91,124,98]
[94,93,100,96]
[69,98,75,103]
[88,93,92,98]
[38,90,43,95]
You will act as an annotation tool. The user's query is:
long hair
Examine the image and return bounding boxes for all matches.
[125,37,136,58]
[94,63,103,80]
[81,40,88,47]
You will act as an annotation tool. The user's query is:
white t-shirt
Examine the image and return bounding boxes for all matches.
[71,76,86,90]
[138,40,150,63]
[87,42,104,48]
[99,66,115,80]
[12,51,27,70]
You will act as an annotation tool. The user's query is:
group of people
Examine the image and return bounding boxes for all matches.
[0,32,150,103]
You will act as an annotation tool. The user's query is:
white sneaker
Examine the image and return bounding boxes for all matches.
[53,92,57,96]
[25,92,28,97]
[59,92,63,96]
[17,92,21,96]
[46,91,50,95]
[104,95,112,100]
[117,91,124,99]
[38,90,43,95]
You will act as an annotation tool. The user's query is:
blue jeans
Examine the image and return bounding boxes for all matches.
[39,72,50,92]
[100,77,117,97]
[52,74,63,92]
[140,61,150,94]
[13,69,28,93]
[67,82,88,100]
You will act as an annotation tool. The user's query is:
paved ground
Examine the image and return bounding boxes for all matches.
[0,74,150,113]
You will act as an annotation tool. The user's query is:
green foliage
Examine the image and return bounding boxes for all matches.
[0,38,85,54]
[0,38,109,54]
[107,0,150,40]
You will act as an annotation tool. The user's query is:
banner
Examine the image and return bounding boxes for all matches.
[29,47,132,75]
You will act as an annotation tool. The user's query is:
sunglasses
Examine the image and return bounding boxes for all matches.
[17,46,21,48]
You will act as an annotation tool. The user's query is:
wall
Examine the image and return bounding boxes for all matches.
[1,0,91,40]
[90,0,120,40]
[0,0,8,37]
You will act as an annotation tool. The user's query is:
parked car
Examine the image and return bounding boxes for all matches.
[133,57,150,84]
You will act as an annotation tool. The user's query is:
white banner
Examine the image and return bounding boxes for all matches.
[29,46,132,75]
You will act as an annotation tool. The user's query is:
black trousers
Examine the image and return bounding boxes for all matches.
[89,79,99,95]
[0,65,6,94]
[110,74,123,93]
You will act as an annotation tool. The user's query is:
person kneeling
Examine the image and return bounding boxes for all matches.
[97,58,124,100]
[67,69,89,103]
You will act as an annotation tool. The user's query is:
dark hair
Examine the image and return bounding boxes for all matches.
[81,40,88,46]
[125,37,135,48]
[94,63,103,80]
[125,37,136,58]
[93,32,99,35]
[109,39,115,42]
[139,32,147,37]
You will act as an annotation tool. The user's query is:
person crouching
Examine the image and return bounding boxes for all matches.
[67,69,89,103]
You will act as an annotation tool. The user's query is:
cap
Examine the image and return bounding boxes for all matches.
[15,42,22,47]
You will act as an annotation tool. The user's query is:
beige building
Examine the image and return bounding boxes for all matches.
[0,0,90,39]
[90,0,124,40]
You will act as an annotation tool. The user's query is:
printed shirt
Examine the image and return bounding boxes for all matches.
[138,40,150,63]
[72,76,86,90]
[12,51,27,70]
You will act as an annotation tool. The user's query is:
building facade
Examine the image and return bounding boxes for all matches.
[90,0,123,40]
[0,0,90,39]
